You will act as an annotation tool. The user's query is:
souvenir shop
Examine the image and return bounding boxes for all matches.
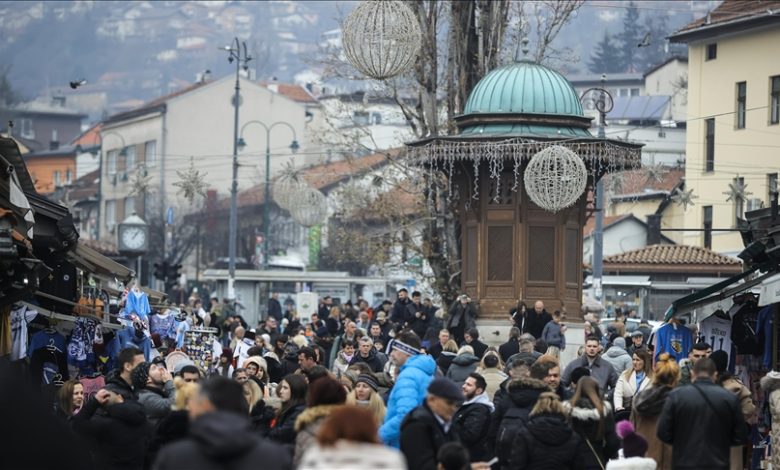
[0,136,219,408]
[662,263,780,469]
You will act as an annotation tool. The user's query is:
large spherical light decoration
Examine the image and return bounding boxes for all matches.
[523,145,587,213]
[341,0,422,80]
[288,186,328,227]
[272,174,305,210]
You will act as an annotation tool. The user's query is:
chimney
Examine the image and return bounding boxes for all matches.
[646,214,662,245]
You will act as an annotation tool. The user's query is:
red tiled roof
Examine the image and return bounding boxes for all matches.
[604,244,742,267]
[602,167,685,196]
[675,0,780,33]
[71,123,102,148]
[223,150,399,210]
[258,81,318,104]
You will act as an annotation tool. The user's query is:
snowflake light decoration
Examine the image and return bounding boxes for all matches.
[723,177,752,202]
[173,158,208,204]
[644,163,668,185]
[671,187,698,210]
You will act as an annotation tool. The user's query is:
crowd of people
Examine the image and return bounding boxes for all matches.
[3,288,772,470]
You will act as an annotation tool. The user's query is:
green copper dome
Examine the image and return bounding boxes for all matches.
[457,61,591,138]
[464,61,583,116]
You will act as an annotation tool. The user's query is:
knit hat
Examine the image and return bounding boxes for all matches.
[427,377,464,402]
[131,362,151,389]
[242,356,268,372]
[631,330,644,338]
[711,350,729,373]
[221,347,233,359]
[613,337,626,350]
[616,420,648,458]
[356,374,379,392]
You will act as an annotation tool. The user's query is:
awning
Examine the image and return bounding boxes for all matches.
[664,265,769,320]
[141,286,167,305]
[66,241,134,284]
[760,272,780,306]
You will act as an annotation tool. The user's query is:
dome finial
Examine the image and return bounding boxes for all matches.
[514,18,531,63]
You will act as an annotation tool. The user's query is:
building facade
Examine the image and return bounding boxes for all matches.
[670,2,780,256]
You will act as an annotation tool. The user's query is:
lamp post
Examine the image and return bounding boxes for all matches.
[222,37,252,300]
[237,120,299,270]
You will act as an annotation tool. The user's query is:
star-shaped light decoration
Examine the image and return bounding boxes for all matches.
[128,168,153,198]
[671,187,698,210]
[644,163,668,185]
[723,177,752,202]
[173,158,208,204]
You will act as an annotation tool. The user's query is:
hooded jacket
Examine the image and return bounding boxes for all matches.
[445,353,480,385]
[507,413,584,470]
[603,345,633,375]
[564,399,620,470]
[480,367,508,401]
[489,376,550,462]
[137,380,175,426]
[152,411,291,470]
[293,405,339,467]
[454,392,494,462]
[379,354,437,448]
[436,351,456,376]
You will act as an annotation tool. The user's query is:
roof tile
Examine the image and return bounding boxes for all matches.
[676,0,780,33]
[604,244,742,266]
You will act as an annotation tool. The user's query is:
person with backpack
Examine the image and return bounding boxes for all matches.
[488,375,549,467]
[564,376,621,470]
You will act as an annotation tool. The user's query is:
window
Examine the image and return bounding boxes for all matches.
[768,173,778,203]
[125,145,136,171]
[145,140,157,167]
[705,118,715,172]
[771,76,780,125]
[105,200,116,231]
[630,88,640,96]
[124,197,135,217]
[703,206,713,249]
[53,170,61,187]
[734,176,745,223]
[371,112,382,125]
[706,43,717,61]
[353,111,369,126]
[107,150,118,175]
[51,129,58,143]
[736,82,746,129]
[20,118,34,139]
[65,168,72,185]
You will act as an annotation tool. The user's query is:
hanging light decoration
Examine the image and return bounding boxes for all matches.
[288,185,328,227]
[523,145,587,213]
[341,0,422,80]
[272,165,305,210]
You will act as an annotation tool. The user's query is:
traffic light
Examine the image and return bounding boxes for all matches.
[165,263,182,288]
[153,261,168,281]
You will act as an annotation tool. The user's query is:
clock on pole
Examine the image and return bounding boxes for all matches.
[118,213,149,282]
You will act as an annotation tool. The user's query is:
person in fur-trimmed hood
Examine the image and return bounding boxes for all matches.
[564,376,620,470]
[605,420,657,470]
[293,377,347,467]
[761,370,780,470]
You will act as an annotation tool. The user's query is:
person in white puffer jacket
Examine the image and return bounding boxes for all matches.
[602,337,633,376]
[606,420,657,470]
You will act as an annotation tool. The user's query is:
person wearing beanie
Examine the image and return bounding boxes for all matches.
[346,373,387,425]
[711,349,755,470]
[400,377,464,470]
[603,337,633,376]
[605,421,657,470]
[136,358,176,426]
[211,347,235,378]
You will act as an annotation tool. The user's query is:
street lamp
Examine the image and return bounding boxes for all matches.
[223,37,252,300]
[238,120,299,270]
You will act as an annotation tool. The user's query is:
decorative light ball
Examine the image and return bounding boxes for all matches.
[523,145,587,213]
[341,0,422,80]
[288,186,328,227]
[272,174,305,210]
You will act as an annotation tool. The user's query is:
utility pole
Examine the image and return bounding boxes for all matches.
[222,38,252,300]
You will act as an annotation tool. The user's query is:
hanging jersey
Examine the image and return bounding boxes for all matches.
[653,322,693,363]
[699,315,732,359]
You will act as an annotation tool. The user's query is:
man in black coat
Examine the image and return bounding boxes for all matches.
[498,328,521,363]
[526,300,552,340]
[153,377,291,470]
[453,373,493,462]
[391,288,412,324]
[400,378,463,470]
[530,356,572,401]
[72,388,152,470]
[428,329,450,360]
[350,337,384,372]
[464,328,488,360]
[446,295,477,345]
[105,347,146,400]
[488,375,549,465]
[267,293,283,323]
[657,358,747,470]
[405,291,429,338]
